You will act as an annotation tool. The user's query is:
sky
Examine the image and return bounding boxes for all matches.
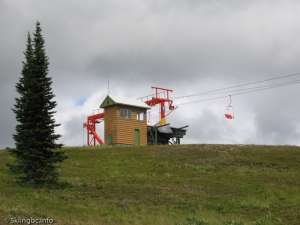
[1,0,300,148]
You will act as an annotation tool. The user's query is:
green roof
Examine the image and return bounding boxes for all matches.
[100,95,115,108]
[100,95,150,109]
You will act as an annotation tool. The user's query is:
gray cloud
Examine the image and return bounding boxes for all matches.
[251,88,300,145]
[1,0,300,147]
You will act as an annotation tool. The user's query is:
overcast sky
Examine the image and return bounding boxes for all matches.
[1,0,300,148]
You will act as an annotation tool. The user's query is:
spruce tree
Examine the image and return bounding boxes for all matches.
[9,22,66,185]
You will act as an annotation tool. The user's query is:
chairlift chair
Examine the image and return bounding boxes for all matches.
[224,95,234,120]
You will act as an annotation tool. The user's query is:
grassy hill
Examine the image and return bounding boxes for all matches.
[0,145,299,225]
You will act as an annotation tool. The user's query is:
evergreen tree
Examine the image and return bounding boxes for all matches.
[9,22,66,185]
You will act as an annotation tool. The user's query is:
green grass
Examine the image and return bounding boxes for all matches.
[0,144,300,225]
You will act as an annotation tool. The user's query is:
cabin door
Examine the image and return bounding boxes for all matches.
[134,129,141,146]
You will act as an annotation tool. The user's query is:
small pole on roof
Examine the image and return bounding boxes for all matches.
[107,79,110,95]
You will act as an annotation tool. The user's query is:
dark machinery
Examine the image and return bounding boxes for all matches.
[147,124,188,145]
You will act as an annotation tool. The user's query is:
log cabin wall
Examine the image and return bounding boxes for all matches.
[104,105,148,145]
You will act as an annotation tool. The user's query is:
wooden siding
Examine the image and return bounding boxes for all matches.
[104,105,148,145]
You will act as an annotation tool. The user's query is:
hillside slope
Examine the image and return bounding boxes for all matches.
[0,145,299,225]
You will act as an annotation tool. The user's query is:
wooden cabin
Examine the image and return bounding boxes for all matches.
[100,95,150,145]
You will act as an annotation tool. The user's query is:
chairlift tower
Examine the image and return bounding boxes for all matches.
[144,87,175,125]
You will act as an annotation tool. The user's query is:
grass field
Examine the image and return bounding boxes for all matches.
[0,144,299,225]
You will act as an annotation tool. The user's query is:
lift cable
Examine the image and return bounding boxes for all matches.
[174,72,300,99]
[175,79,300,106]
[175,78,300,99]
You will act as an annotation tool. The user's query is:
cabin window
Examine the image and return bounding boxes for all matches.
[136,112,145,121]
[120,108,131,119]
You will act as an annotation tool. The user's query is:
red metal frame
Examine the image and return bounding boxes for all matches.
[83,112,105,146]
[144,87,175,124]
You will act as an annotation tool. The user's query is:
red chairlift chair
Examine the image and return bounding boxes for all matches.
[224,95,234,120]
